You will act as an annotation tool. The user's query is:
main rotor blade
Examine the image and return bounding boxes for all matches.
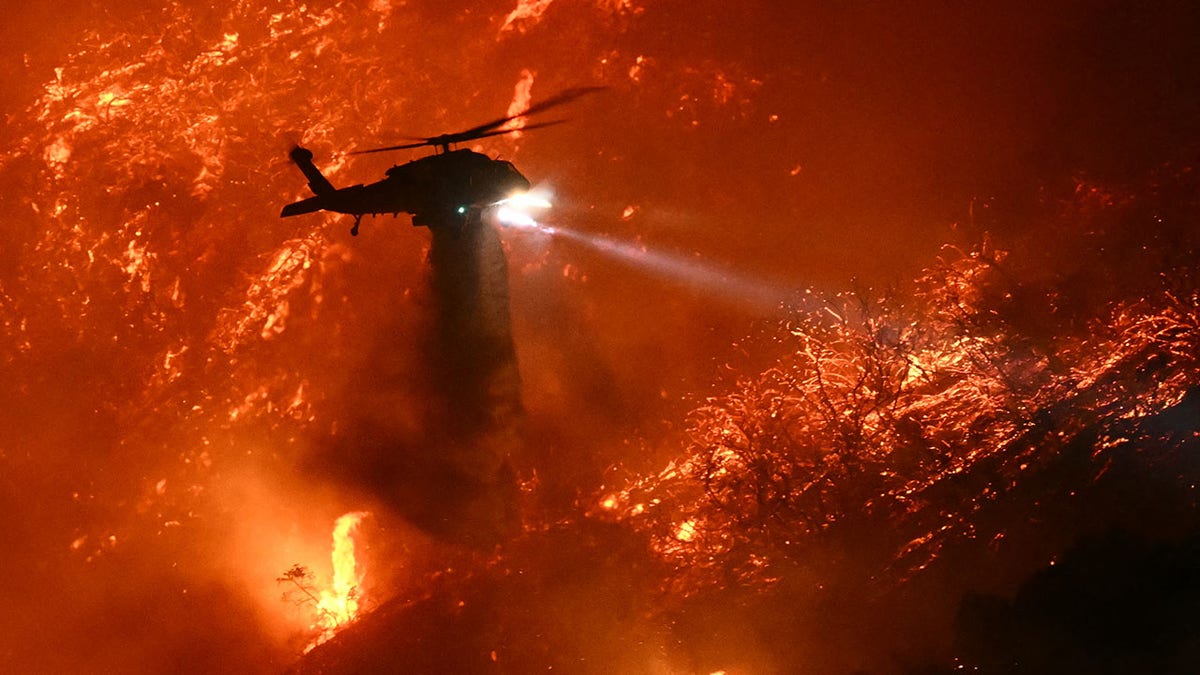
[347,87,602,155]
[451,86,606,141]
[467,119,569,141]
[348,140,432,155]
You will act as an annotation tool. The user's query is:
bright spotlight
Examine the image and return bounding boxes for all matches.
[494,186,553,230]
[496,205,539,229]
[504,192,552,210]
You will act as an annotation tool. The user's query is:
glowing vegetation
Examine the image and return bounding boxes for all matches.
[611,225,1200,597]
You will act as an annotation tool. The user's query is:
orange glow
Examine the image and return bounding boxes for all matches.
[3,2,1198,673]
[308,511,370,652]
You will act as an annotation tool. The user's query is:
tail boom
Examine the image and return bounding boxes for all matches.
[289,146,335,196]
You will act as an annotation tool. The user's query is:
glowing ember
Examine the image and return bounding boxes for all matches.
[674,518,697,542]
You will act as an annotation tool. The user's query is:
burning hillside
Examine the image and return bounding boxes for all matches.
[2,1,1199,673]
[293,171,1200,673]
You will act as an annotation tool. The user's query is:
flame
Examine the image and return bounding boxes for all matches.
[308,511,370,651]
[500,0,556,34]
[2,0,1195,670]
[504,69,536,137]
[675,519,698,542]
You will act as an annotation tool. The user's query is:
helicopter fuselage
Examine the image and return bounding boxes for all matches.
[280,147,530,233]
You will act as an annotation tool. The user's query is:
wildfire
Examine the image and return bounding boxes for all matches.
[504,69,536,138]
[1,0,1196,671]
[307,511,370,652]
[499,0,556,34]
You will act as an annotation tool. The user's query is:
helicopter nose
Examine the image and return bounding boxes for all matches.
[506,169,531,195]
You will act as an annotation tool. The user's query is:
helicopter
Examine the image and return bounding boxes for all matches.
[280,87,602,236]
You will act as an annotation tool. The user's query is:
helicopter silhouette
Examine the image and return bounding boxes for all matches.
[280,87,602,236]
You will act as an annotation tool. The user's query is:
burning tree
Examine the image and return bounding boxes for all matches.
[278,511,372,652]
